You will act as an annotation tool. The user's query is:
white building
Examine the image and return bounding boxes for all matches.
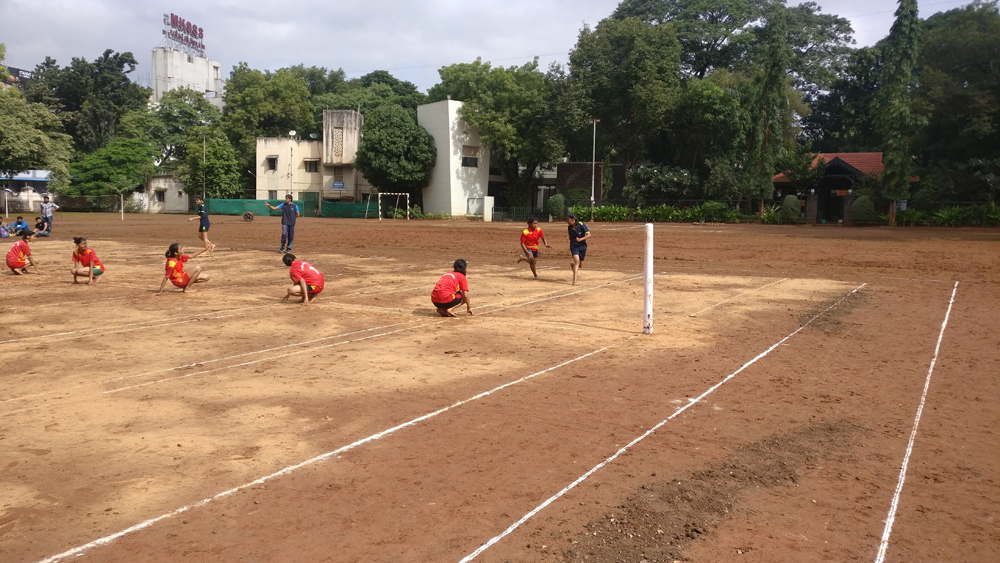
[150,47,226,109]
[132,175,190,214]
[2,170,53,214]
[254,110,373,203]
[417,99,492,217]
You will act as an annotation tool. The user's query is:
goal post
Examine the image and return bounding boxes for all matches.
[643,223,653,335]
[376,193,410,221]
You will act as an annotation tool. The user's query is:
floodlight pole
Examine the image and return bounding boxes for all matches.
[589,118,600,222]
[202,131,207,200]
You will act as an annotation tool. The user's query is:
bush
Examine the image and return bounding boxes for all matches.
[700,201,730,222]
[635,205,679,222]
[761,204,782,224]
[592,204,630,222]
[545,194,566,219]
[896,208,927,226]
[781,195,801,223]
[932,206,966,227]
[851,195,879,224]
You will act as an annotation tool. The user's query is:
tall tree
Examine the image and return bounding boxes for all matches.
[284,64,347,97]
[803,47,883,152]
[0,43,9,83]
[184,127,243,199]
[221,63,315,193]
[357,70,427,110]
[67,138,157,196]
[746,7,792,213]
[0,89,72,190]
[354,104,436,197]
[569,17,682,169]
[428,58,576,206]
[874,0,921,225]
[25,50,150,152]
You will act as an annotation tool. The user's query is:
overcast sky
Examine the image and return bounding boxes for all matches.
[0,0,974,91]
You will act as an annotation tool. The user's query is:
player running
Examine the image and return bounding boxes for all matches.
[156,243,210,295]
[432,259,474,317]
[281,253,324,306]
[70,237,104,285]
[517,217,551,279]
[6,232,41,275]
[187,196,215,254]
[566,212,591,286]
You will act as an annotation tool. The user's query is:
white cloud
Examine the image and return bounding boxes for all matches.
[0,0,974,91]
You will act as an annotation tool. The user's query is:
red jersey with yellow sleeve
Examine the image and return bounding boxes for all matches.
[72,248,104,271]
[165,254,190,287]
[520,227,545,251]
[289,260,324,294]
[431,271,469,304]
[6,240,30,268]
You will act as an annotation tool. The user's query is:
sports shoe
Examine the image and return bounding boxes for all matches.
[278,246,285,253]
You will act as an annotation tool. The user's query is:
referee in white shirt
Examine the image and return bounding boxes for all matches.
[40,195,59,234]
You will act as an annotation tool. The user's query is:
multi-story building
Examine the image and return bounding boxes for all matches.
[150,47,226,109]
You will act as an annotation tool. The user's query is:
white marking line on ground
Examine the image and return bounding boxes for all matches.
[687,278,789,317]
[873,281,959,563]
[32,343,627,563]
[1,277,634,411]
[0,303,277,345]
[458,282,868,562]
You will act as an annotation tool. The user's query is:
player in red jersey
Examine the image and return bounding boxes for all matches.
[516,217,551,279]
[431,259,474,317]
[70,237,105,285]
[6,232,41,275]
[156,243,210,295]
[281,253,324,306]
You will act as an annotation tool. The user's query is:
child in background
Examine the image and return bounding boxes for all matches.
[187,196,215,254]
[431,259,474,317]
[7,232,41,275]
[70,237,104,285]
[281,253,324,306]
[517,217,550,279]
[156,243,210,295]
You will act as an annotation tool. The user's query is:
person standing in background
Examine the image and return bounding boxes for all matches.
[264,194,300,253]
[40,196,59,235]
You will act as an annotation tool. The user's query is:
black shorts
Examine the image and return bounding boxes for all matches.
[571,247,587,261]
[523,248,539,258]
[433,294,464,309]
[199,225,210,232]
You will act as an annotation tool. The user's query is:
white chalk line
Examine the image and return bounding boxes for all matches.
[458,282,868,562]
[32,342,628,563]
[688,278,790,317]
[3,276,638,411]
[873,281,959,563]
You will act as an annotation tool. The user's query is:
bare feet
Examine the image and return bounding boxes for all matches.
[183,288,197,294]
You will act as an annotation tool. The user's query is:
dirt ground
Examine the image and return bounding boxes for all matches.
[1,213,998,563]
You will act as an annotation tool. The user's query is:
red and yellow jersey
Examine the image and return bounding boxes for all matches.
[431,271,469,303]
[165,255,189,282]
[6,240,30,266]
[520,227,545,251]
[72,248,104,270]
[290,260,324,292]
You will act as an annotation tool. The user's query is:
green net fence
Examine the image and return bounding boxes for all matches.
[205,199,305,217]
[320,201,377,218]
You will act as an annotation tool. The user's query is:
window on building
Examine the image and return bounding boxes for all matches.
[155,191,166,203]
[267,156,278,171]
[268,190,278,200]
[187,55,194,63]
[213,66,220,79]
[462,145,480,168]
[304,159,319,173]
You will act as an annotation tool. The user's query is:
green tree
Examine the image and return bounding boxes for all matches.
[67,138,157,196]
[25,50,150,152]
[875,0,921,225]
[184,128,243,199]
[784,2,856,98]
[0,43,9,83]
[429,58,576,206]
[354,104,436,195]
[0,89,72,191]
[804,47,882,152]
[284,64,347,96]
[357,70,427,110]
[779,142,826,193]
[314,83,400,117]
[745,7,792,213]
[912,0,1000,199]
[221,63,315,193]
[667,76,750,180]
[569,17,683,169]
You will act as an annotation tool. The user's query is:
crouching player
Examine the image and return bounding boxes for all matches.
[156,243,210,295]
[7,233,41,275]
[431,259,474,317]
[71,237,104,284]
[281,253,323,306]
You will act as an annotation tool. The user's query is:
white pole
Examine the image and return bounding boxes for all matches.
[378,193,382,222]
[643,223,654,335]
[121,193,124,221]
[590,119,598,222]
[406,194,410,220]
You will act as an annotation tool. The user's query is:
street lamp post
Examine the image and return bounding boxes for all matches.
[201,131,207,200]
[589,118,600,222]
